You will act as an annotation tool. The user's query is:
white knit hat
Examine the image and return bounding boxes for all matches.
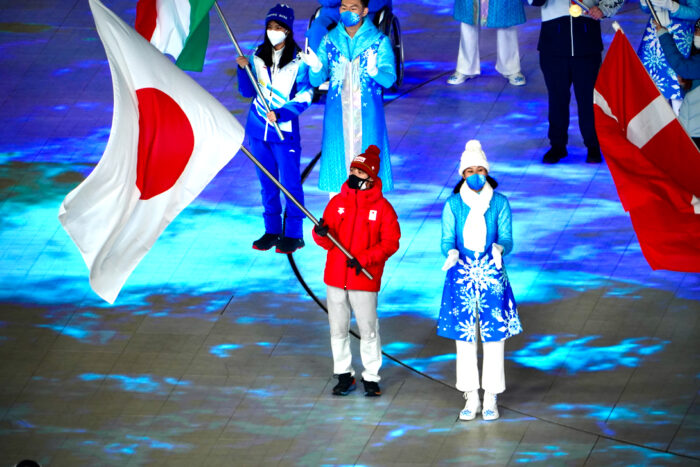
[459,140,489,176]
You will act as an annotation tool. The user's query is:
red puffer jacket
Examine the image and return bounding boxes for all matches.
[312,178,401,292]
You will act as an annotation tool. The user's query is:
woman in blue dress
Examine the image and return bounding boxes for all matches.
[638,0,700,112]
[438,140,522,421]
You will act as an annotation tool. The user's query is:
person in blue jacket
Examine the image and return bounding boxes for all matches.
[305,0,392,53]
[300,0,396,194]
[656,18,700,148]
[447,0,527,86]
[638,0,700,114]
[438,140,522,422]
[236,4,314,254]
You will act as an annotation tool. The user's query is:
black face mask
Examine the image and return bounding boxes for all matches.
[347,174,369,190]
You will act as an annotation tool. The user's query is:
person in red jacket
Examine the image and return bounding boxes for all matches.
[312,145,401,397]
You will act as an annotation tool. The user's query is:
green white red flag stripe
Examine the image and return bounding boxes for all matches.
[135,0,215,71]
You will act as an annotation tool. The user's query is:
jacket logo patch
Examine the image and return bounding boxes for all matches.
[338,207,345,215]
[369,210,377,221]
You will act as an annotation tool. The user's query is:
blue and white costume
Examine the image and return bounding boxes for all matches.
[237,48,313,239]
[310,19,396,193]
[638,0,700,102]
[438,188,521,343]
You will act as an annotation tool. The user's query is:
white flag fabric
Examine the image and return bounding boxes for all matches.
[59,0,244,303]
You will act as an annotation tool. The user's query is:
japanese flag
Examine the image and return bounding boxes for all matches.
[59,0,244,303]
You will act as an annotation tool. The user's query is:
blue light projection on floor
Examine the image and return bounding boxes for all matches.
[78,373,190,394]
[510,335,669,373]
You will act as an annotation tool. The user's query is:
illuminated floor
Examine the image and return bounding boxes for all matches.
[1,0,699,465]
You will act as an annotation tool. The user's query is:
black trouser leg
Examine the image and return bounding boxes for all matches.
[572,54,602,149]
[540,53,573,148]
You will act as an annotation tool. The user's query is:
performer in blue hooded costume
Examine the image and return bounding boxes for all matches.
[301,0,396,193]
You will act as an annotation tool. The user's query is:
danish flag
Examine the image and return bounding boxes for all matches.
[594,30,700,273]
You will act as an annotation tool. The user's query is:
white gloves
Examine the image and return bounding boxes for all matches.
[299,47,323,73]
[492,243,504,270]
[657,8,671,26]
[366,50,378,77]
[640,0,647,7]
[442,249,460,271]
[651,0,680,12]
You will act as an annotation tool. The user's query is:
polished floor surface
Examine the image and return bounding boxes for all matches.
[1,0,699,465]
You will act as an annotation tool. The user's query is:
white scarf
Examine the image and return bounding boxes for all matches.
[460,180,493,252]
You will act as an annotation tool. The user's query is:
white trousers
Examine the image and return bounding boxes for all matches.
[455,339,506,394]
[456,23,521,77]
[327,286,382,382]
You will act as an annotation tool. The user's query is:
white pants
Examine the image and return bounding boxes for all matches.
[455,339,506,394]
[327,286,382,382]
[456,23,521,77]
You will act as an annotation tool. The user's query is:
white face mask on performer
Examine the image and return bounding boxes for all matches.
[694,35,700,49]
[267,30,286,47]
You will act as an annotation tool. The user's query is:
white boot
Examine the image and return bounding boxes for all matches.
[458,390,481,421]
[482,392,500,420]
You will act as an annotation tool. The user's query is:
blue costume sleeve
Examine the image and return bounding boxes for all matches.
[276,63,314,122]
[370,36,396,89]
[236,55,257,99]
[672,0,700,21]
[496,197,513,256]
[658,31,700,79]
[441,202,457,257]
[318,0,341,6]
[309,36,330,87]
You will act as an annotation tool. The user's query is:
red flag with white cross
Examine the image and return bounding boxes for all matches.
[594,30,700,273]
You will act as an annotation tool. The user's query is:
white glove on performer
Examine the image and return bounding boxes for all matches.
[491,243,504,270]
[299,47,323,73]
[651,0,680,12]
[366,50,378,77]
[640,0,647,7]
[657,8,671,26]
[442,249,460,271]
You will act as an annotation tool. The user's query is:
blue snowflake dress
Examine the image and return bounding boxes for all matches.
[438,249,521,342]
[638,17,694,100]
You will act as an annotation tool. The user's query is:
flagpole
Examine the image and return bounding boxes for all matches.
[646,2,662,27]
[214,1,285,141]
[240,146,374,280]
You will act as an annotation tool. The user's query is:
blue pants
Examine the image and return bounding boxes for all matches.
[249,136,305,239]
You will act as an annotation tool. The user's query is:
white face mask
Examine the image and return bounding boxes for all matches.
[267,30,286,47]
[694,35,700,49]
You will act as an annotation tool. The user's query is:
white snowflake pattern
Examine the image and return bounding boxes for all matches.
[455,253,500,293]
[493,299,522,338]
[457,317,477,341]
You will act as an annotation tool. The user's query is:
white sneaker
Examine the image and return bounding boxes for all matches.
[482,392,500,420]
[505,72,526,86]
[447,72,475,85]
[458,390,481,421]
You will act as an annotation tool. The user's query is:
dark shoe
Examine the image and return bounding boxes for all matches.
[252,233,279,251]
[586,146,603,163]
[362,379,381,397]
[276,237,304,254]
[332,373,356,396]
[542,145,567,164]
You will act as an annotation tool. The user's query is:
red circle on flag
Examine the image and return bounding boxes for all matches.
[135,87,195,200]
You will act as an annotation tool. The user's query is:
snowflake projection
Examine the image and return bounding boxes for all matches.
[457,317,477,341]
[455,253,500,293]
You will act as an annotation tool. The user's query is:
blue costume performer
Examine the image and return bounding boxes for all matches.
[236,4,313,253]
[301,0,396,193]
[638,0,700,109]
[438,140,522,422]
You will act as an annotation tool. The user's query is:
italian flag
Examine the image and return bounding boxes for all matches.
[135,0,216,72]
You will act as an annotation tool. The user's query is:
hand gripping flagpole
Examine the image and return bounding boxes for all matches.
[214,1,285,141]
[240,146,374,280]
